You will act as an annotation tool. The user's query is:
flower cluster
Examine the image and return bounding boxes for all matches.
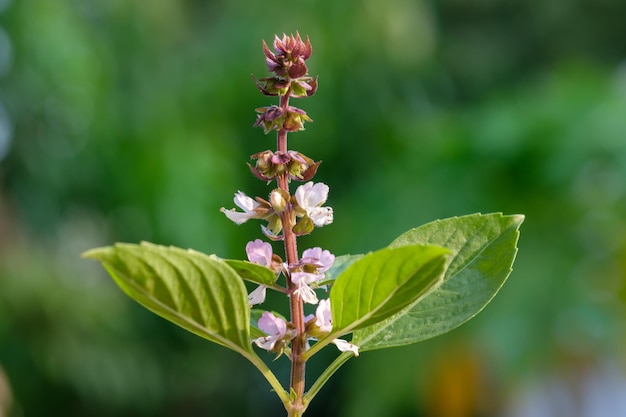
[245,240,357,355]
[222,33,359,366]
[254,105,312,133]
[254,32,315,132]
[248,150,320,182]
[290,246,335,304]
[247,242,359,355]
[254,300,359,357]
[221,180,333,239]
[253,32,318,98]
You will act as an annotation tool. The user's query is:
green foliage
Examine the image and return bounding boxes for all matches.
[82,214,522,415]
[224,259,278,287]
[353,213,523,350]
[82,242,253,354]
[81,215,522,354]
[329,245,449,335]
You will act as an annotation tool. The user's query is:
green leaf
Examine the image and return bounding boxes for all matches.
[224,259,277,287]
[318,254,364,286]
[250,309,266,339]
[82,242,253,355]
[329,245,450,336]
[353,213,524,351]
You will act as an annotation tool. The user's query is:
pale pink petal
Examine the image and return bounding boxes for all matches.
[258,311,286,337]
[315,299,332,333]
[294,182,312,208]
[246,239,273,267]
[295,182,329,210]
[332,339,359,356]
[291,271,320,286]
[221,208,254,225]
[308,206,333,227]
[248,285,267,306]
[302,247,335,273]
[233,191,259,212]
[221,191,261,225]
[294,284,318,304]
[254,335,278,351]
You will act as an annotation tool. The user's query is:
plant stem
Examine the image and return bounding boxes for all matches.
[276,92,307,410]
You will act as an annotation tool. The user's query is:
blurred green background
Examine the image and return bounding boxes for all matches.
[1,0,626,416]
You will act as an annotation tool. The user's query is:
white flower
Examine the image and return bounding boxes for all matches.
[305,299,360,356]
[331,339,360,356]
[307,207,333,227]
[290,247,335,305]
[221,191,261,224]
[291,271,321,304]
[313,299,333,333]
[295,182,328,208]
[295,182,333,227]
[248,285,267,306]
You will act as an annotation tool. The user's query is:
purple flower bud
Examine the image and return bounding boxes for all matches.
[288,58,308,79]
[290,77,318,98]
[262,33,312,78]
[253,106,312,133]
[252,75,290,96]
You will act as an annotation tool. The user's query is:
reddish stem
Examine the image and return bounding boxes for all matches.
[276,93,307,408]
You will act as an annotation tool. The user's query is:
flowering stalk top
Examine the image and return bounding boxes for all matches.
[218,33,356,415]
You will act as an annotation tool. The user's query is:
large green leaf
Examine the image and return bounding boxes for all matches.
[353,213,524,351]
[329,245,450,336]
[82,242,253,354]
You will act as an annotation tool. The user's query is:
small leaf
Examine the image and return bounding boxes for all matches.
[317,254,364,286]
[250,309,267,339]
[353,213,524,351]
[329,245,449,336]
[82,242,253,354]
[224,259,277,287]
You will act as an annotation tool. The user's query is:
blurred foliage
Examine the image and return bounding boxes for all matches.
[1,0,626,416]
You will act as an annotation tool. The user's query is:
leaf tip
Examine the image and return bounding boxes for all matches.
[509,214,525,228]
[81,246,113,261]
